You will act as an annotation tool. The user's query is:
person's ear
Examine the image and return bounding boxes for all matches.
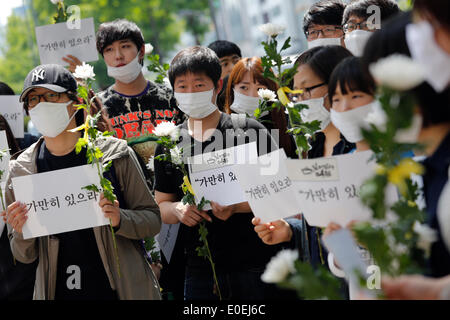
[139,44,145,60]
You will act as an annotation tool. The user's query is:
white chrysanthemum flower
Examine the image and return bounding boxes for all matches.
[147,156,154,171]
[170,146,183,165]
[145,43,154,55]
[413,221,438,257]
[154,121,179,141]
[369,54,425,91]
[258,88,277,101]
[261,249,298,283]
[365,101,387,130]
[73,62,95,81]
[259,23,286,37]
[50,0,63,4]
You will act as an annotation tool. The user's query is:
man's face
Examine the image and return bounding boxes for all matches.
[219,54,241,80]
[103,39,143,67]
[343,15,374,35]
[26,87,71,110]
[306,23,344,41]
[174,72,222,103]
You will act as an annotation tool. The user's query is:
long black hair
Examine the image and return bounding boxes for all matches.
[328,56,376,103]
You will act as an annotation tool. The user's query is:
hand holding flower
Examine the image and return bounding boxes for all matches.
[99,193,120,228]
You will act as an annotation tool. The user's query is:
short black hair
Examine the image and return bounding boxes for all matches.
[207,40,242,59]
[169,46,222,89]
[295,45,353,84]
[96,19,144,56]
[361,11,450,127]
[0,82,14,95]
[342,0,399,26]
[303,0,346,36]
[328,56,375,103]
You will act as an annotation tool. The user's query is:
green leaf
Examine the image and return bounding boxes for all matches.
[82,184,100,193]
[75,138,88,154]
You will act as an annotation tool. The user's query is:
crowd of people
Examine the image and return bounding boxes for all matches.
[0,0,449,301]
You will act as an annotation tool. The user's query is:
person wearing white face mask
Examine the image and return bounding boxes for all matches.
[342,0,399,57]
[251,47,355,296]
[293,46,354,158]
[153,46,289,301]
[303,0,346,49]
[406,0,450,93]
[1,64,163,300]
[224,57,296,158]
[359,11,450,299]
[329,56,379,152]
[96,19,183,186]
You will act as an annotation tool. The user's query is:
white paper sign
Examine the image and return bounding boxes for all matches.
[35,17,99,66]
[156,223,180,264]
[323,229,376,299]
[188,142,257,210]
[234,149,300,223]
[288,151,398,227]
[0,96,24,138]
[323,229,368,279]
[0,131,11,182]
[12,165,108,239]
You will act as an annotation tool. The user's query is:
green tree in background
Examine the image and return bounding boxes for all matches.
[0,0,213,91]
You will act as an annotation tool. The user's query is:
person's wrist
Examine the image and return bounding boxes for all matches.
[284,220,293,242]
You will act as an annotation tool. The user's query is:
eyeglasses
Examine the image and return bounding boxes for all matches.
[305,27,343,40]
[26,92,66,108]
[290,83,325,101]
[343,21,370,33]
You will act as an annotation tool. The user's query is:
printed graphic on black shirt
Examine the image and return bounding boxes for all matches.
[99,81,183,167]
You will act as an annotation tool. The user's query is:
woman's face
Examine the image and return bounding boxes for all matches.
[293,64,330,109]
[331,83,374,112]
[233,71,268,97]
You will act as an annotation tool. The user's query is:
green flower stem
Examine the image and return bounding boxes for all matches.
[198,221,222,300]
[93,149,121,278]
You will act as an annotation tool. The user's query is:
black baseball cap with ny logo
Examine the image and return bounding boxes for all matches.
[19,64,78,102]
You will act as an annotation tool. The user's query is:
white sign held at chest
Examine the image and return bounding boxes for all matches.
[287,151,398,227]
[188,142,258,210]
[234,148,300,223]
[0,96,24,138]
[0,130,11,182]
[12,164,109,239]
[35,17,99,66]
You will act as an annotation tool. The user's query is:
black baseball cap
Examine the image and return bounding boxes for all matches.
[20,64,77,102]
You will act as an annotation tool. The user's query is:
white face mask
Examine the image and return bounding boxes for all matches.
[174,89,218,119]
[107,53,142,84]
[29,101,77,138]
[230,89,267,118]
[299,96,331,131]
[344,30,373,57]
[406,20,450,93]
[438,168,450,253]
[308,37,342,49]
[330,102,374,143]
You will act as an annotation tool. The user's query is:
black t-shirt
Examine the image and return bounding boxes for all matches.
[99,81,183,171]
[36,141,117,300]
[154,113,283,272]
